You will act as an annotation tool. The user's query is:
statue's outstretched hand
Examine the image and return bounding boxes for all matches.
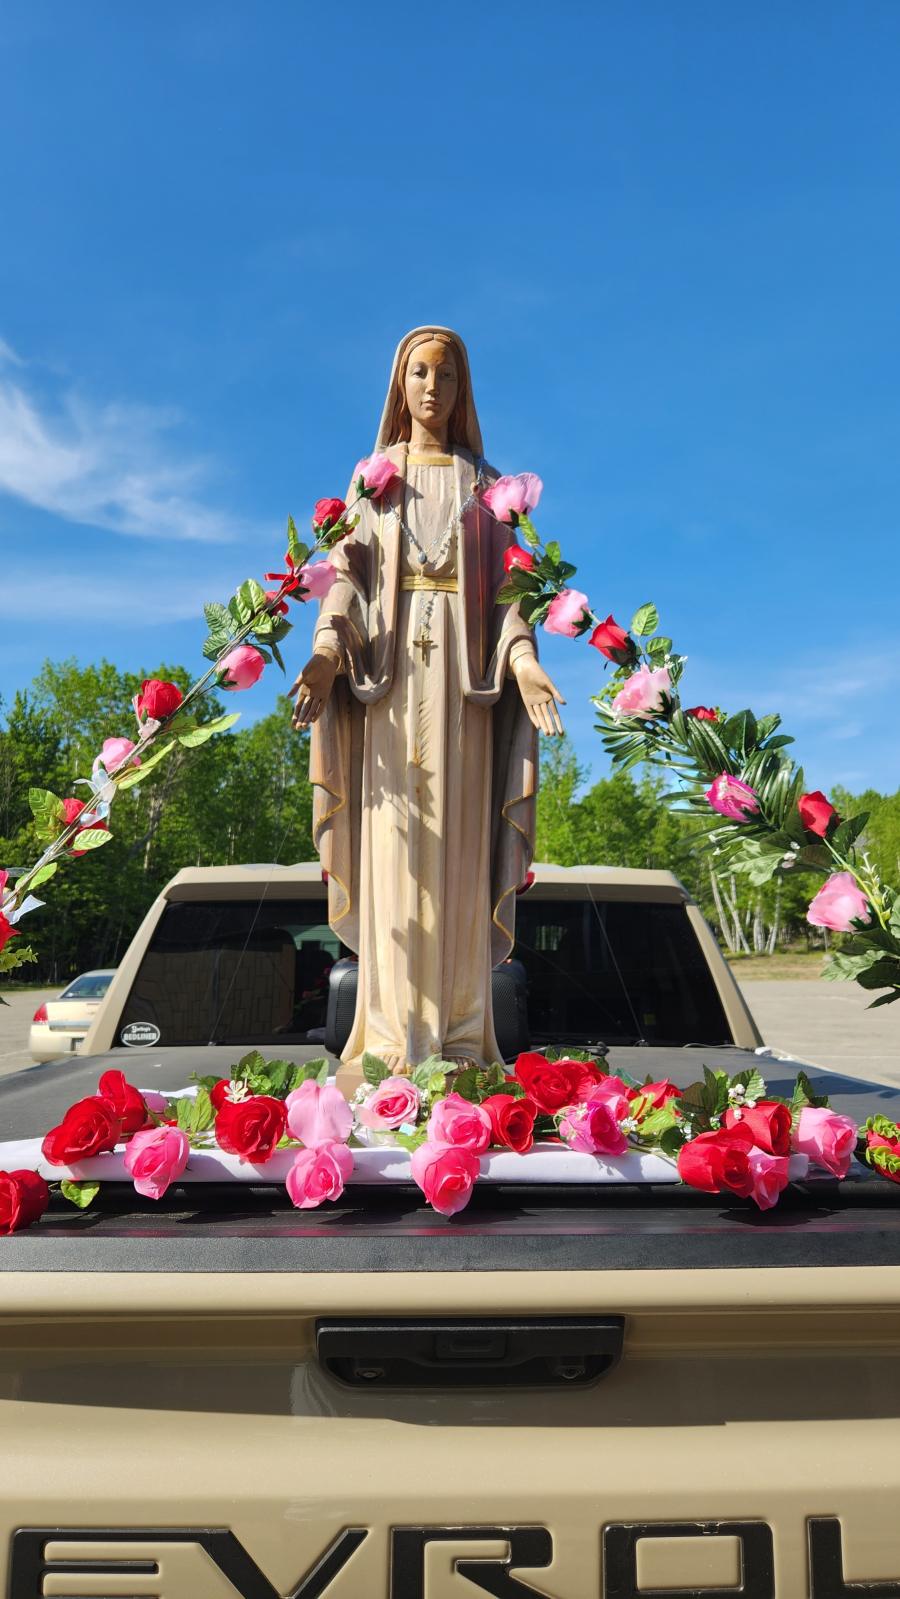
[512,654,565,736]
[290,651,338,729]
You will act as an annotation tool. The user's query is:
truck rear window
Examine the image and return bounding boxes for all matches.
[513,898,731,1047]
[117,900,351,1046]
[117,894,731,1049]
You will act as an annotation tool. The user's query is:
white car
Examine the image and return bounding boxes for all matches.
[28,969,117,1063]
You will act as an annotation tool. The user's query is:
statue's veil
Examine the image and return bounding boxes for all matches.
[374,326,484,456]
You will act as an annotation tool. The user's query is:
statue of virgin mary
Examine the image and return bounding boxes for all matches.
[291,327,564,1079]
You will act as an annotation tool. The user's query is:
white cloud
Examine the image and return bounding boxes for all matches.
[0,338,249,542]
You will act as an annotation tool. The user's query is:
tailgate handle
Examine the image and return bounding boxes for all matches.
[316,1316,624,1389]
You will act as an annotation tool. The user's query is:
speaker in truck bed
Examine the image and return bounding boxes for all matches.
[324,956,530,1061]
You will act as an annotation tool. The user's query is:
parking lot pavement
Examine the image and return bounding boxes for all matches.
[740,979,900,1092]
[0,990,63,1081]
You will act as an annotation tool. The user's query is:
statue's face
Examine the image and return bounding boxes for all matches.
[405,340,459,434]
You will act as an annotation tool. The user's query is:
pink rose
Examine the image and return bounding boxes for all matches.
[141,1091,169,1115]
[559,1097,628,1156]
[93,737,139,776]
[410,1141,480,1216]
[357,1078,421,1131]
[482,472,543,522]
[218,645,266,691]
[426,1092,492,1153]
[706,774,760,821]
[296,559,336,599]
[746,1146,790,1211]
[793,1105,858,1178]
[353,453,398,496]
[544,588,590,637]
[611,664,672,719]
[286,1078,353,1148]
[287,1141,354,1208]
[123,1125,189,1200]
[586,1075,634,1119]
[807,872,873,933]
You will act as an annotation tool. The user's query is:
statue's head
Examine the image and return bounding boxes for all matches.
[385,331,470,447]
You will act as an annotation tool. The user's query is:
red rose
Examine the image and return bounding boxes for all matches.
[0,1174,23,1235]
[42,1096,121,1165]
[264,589,290,616]
[0,1169,50,1233]
[677,1124,754,1197]
[686,706,718,722]
[312,497,347,532]
[589,614,634,665]
[798,791,838,838]
[480,1093,537,1153]
[136,678,183,721]
[209,1079,232,1112]
[513,1053,604,1114]
[215,1095,287,1163]
[637,1078,681,1111]
[504,545,536,575]
[0,912,16,954]
[724,1099,791,1157]
[97,1069,147,1136]
[62,797,110,857]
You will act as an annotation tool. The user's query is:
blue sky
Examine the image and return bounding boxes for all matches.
[1,1,899,797]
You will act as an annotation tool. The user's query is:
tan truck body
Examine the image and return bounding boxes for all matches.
[3,862,898,1598]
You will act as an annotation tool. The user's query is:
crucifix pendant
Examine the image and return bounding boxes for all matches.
[413,630,436,664]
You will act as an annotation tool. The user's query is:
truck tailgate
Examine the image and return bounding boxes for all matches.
[3,1182,900,1597]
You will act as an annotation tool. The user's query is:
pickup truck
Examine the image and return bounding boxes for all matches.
[1,861,899,1599]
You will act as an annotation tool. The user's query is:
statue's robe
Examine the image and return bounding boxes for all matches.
[311,443,537,1069]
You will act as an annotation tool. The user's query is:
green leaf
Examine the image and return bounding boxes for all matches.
[238,577,268,618]
[453,1066,479,1102]
[204,602,234,634]
[645,636,672,659]
[638,1103,680,1139]
[857,958,900,991]
[831,813,869,855]
[721,709,758,756]
[659,1123,687,1157]
[822,949,882,981]
[519,517,540,547]
[362,1051,390,1086]
[203,630,231,661]
[265,1060,292,1095]
[29,787,66,841]
[791,1069,831,1115]
[496,582,519,605]
[731,1067,766,1103]
[233,1049,266,1081]
[868,990,900,1008]
[61,1179,100,1209]
[269,640,286,675]
[28,862,58,889]
[295,1057,329,1086]
[190,1087,215,1133]
[287,514,304,565]
[71,826,112,852]
[544,540,561,565]
[175,713,239,748]
[630,603,659,637]
[176,1096,193,1131]
[115,740,175,790]
[394,1129,428,1153]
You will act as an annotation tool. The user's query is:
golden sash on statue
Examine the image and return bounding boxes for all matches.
[399,575,459,592]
